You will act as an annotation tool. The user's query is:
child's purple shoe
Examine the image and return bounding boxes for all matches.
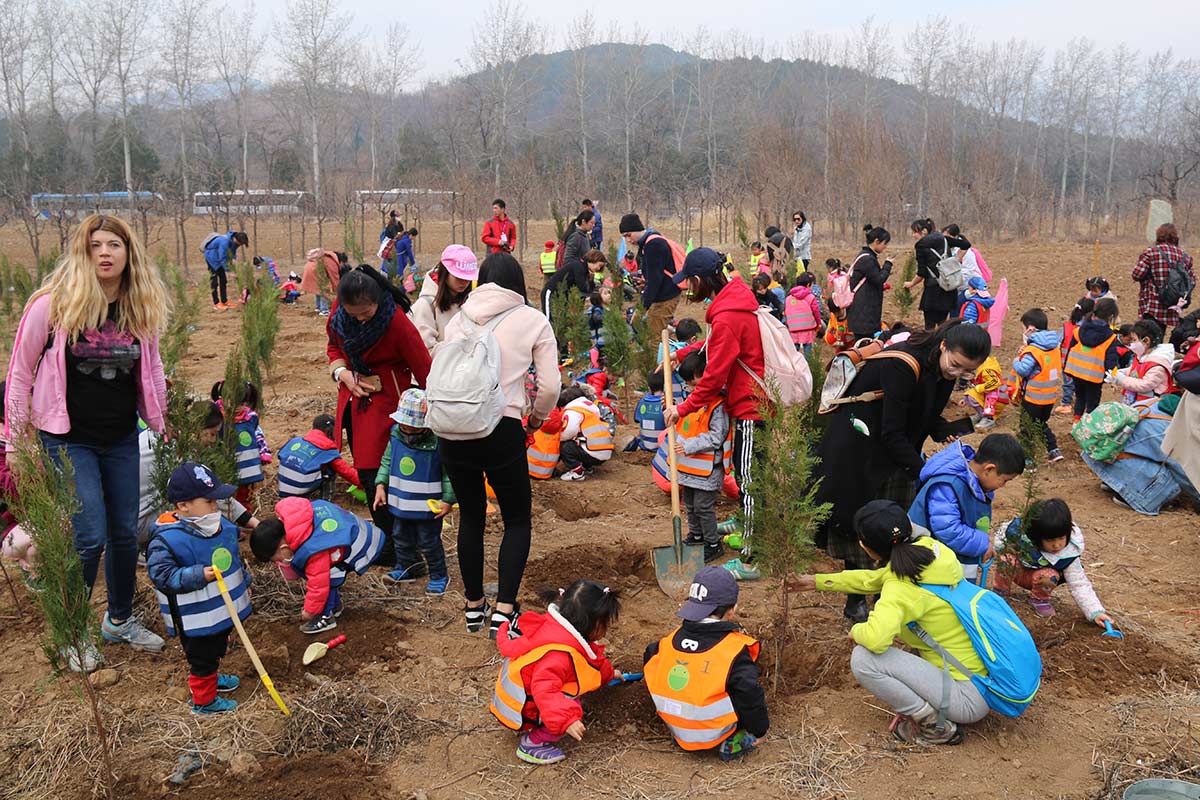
[1030,598,1055,617]
[516,733,565,765]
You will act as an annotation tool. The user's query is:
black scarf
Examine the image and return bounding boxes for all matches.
[330,292,397,375]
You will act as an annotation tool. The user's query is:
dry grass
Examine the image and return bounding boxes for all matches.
[1091,677,1200,800]
[279,679,437,764]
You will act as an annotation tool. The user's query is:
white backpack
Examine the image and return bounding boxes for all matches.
[425,306,521,440]
[737,307,813,407]
[933,242,966,292]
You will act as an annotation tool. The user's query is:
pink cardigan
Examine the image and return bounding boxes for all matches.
[5,293,167,443]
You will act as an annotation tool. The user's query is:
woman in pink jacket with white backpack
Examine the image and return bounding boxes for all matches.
[6,214,170,671]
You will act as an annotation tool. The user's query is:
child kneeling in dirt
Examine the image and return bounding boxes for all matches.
[250,497,385,634]
[373,389,455,593]
[146,463,250,715]
[489,580,626,765]
[993,498,1116,627]
[276,413,363,500]
[557,386,614,481]
[644,565,768,760]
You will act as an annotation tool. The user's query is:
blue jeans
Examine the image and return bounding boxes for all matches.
[40,430,140,620]
[322,586,341,617]
[315,295,331,313]
[393,517,447,578]
[1061,374,1075,406]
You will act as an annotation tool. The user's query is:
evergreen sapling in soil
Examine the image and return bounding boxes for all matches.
[894,253,918,321]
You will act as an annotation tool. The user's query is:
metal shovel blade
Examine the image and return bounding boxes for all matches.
[653,518,705,598]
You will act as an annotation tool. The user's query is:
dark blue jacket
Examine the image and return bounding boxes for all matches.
[395,233,415,270]
[204,231,240,272]
[1076,319,1121,371]
[908,442,993,564]
[638,229,681,308]
[590,210,604,250]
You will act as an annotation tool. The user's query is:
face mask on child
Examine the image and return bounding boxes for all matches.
[1129,340,1147,357]
[184,512,223,536]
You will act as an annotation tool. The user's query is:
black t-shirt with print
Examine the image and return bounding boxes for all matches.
[63,302,140,447]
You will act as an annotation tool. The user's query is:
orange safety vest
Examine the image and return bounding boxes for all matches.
[526,428,560,480]
[651,402,733,479]
[490,643,603,731]
[577,406,614,453]
[644,629,760,751]
[1064,329,1114,383]
[1011,345,1062,406]
[1122,358,1175,404]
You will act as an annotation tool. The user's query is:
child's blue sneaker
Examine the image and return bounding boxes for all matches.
[718,731,759,761]
[426,575,449,596]
[192,696,238,715]
[385,564,426,584]
[216,673,240,693]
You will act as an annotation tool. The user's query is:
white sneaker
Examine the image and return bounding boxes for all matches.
[560,467,587,481]
[974,417,996,431]
[60,641,104,673]
[102,614,165,653]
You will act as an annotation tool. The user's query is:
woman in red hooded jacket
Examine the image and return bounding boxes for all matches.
[665,248,765,577]
[326,267,431,558]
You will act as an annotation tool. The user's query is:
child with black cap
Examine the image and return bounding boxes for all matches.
[643,565,768,760]
[146,462,250,715]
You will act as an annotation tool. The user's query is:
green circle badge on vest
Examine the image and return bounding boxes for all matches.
[399,456,417,476]
[291,442,302,451]
[211,547,233,573]
[239,431,253,446]
[668,661,690,691]
[321,518,339,533]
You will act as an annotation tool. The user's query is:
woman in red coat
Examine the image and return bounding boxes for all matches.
[326,266,431,556]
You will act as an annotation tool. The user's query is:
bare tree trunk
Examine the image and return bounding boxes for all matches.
[311,112,321,247]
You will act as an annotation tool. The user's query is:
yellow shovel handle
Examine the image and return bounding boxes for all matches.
[214,564,291,716]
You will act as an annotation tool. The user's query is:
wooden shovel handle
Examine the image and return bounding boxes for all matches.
[661,330,681,521]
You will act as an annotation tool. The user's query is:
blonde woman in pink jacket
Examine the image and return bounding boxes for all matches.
[6,214,169,671]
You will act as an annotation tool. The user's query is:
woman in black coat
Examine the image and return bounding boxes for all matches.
[846,226,894,339]
[811,320,992,621]
[903,218,971,329]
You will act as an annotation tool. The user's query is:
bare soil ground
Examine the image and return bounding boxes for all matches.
[1,231,1197,800]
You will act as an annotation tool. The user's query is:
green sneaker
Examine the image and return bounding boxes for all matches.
[722,533,744,550]
[722,558,761,581]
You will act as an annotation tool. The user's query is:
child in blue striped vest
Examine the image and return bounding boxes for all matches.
[372,389,455,593]
[146,462,250,714]
[210,380,272,506]
[276,414,363,500]
[250,497,386,633]
[632,369,667,452]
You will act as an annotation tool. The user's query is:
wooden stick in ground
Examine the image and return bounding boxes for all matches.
[661,330,681,524]
[212,562,290,716]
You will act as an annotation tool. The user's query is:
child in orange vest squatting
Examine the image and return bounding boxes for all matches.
[490,580,626,765]
[146,463,251,714]
[644,565,768,760]
[249,497,385,634]
[1063,297,1120,420]
[651,352,731,563]
[557,386,614,481]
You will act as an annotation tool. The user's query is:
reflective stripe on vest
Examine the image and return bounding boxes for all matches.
[1122,358,1174,404]
[1064,330,1114,383]
[234,419,263,484]
[784,295,817,333]
[637,395,666,451]
[277,463,322,496]
[489,643,603,730]
[292,501,385,576]
[645,629,760,751]
[276,436,341,496]
[539,251,557,274]
[385,436,442,518]
[651,402,732,478]
[579,408,614,452]
[153,520,251,637]
[1013,346,1061,406]
[527,428,561,479]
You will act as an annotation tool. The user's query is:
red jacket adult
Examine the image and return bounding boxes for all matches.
[276,497,343,616]
[497,606,614,736]
[301,429,362,488]
[326,307,431,470]
[482,215,517,254]
[675,277,765,421]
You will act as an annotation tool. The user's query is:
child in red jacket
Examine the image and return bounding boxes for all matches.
[490,580,628,765]
[249,497,385,634]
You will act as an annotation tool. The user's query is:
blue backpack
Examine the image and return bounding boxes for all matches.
[909,581,1041,719]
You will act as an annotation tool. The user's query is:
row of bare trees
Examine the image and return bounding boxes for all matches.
[1,0,1198,265]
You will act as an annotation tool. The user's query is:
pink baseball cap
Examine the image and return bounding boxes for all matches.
[440,244,478,281]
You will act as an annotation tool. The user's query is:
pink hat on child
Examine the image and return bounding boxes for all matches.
[440,244,478,281]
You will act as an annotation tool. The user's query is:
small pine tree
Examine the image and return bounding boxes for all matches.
[734,211,750,249]
[894,254,918,321]
[549,287,591,363]
[151,377,238,512]
[342,215,364,264]
[629,307,661,389]
[997,406,1048,583]
[237,263,282,389]
[10,437,116,799]
[744,377,831,693]
[600,267,635,415]
[550,204,566,242]
[157,256,202,375]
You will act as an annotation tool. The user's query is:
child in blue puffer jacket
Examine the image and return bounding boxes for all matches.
[908,434,1025,582]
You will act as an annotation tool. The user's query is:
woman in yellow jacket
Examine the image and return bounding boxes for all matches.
[790,500,989,746]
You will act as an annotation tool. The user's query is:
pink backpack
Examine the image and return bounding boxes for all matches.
[831,255,869,309]
[644,233,686,274]
[737,308,814,407]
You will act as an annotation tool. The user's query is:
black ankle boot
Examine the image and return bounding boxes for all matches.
[844,594,869,623]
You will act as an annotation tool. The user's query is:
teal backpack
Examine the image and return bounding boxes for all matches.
[909,581,1042,720]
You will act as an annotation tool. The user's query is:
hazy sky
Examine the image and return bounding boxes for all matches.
[252,0,1199,86]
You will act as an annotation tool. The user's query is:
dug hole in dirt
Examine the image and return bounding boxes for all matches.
[1,235,1198,800]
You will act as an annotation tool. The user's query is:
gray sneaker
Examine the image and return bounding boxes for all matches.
[60,641,104,673]
[102,614,165,653]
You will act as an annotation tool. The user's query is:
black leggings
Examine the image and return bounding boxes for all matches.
[923,307,949,329]
[440,417,532,606]
[210,268,228,304]
[732,419,766,556]
[1072,378,1104,417]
